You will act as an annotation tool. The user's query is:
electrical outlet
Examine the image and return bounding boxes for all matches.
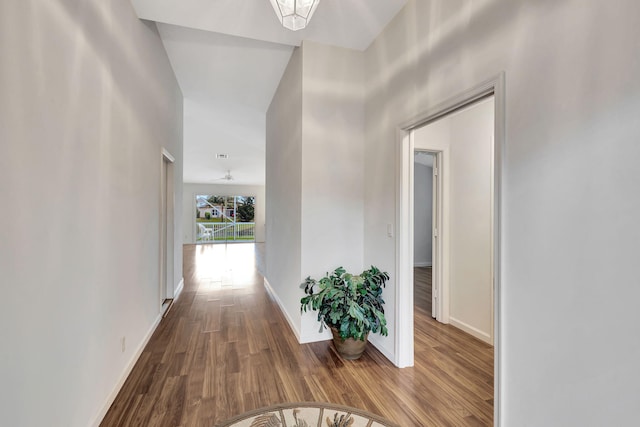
[121,336,126,353]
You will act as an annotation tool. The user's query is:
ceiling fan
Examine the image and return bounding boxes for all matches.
[215,170,234,181]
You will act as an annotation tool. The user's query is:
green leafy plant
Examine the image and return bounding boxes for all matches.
[236,196,255,222]
[300,266,389,341]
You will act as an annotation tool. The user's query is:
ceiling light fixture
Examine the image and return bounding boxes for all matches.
[269,0,320,31]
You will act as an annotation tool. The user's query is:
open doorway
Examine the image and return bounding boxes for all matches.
[413,151,439,319]
[413,97,495,344]
[160,148,175,315]
[396,74,504,422]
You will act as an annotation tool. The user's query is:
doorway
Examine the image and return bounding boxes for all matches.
[396,74,504,422]
[160,149,175,313]
[413,151,440,319]
[413,97,495,343]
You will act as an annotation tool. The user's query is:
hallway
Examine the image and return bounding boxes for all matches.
[101,244,493,426]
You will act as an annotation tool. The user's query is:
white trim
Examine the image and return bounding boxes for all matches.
[174,277,184,300]
[493,73,506,427]
[396,73,505,427]
[394,130,415,368]
[90,313,163,427]
[413,262,432,267]
[160,148,176,304]
[432,151,447,323]
[263,277,301,342]
[367,335,395,362]
[161,147,175,163]
[449,317,493,344]
[414,150,446,323]
[192,192,197,244]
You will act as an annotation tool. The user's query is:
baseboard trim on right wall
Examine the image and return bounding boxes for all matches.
[449,317,493,345]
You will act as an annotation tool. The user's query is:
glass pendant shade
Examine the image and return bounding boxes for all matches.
[269,0,320,31]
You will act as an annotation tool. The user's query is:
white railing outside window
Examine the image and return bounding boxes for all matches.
[197,222,255,243]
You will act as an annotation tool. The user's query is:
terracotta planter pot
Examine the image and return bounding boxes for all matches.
[330,327,369,360]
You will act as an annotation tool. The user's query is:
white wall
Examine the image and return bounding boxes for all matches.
[365,0,640,425]
[266,47,304,338]
[266,41,365,343]
[413,161,433,267]
[182,183,266,243]
[300,41,365,342]
[409,115,452,337]
[415,98,494,344]
[0,1,183,426]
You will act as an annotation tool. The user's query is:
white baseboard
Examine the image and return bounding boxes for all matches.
[299,331,332,344]
[414,261,432,267]
[263,277,301,342]
[367,336,396,365]
[262,278,398,362]
[449,317,493,345]
[174,277,184,300]
[90,313,163,427]
[299,313,332,344]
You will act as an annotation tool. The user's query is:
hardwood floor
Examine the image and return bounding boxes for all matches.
[101,244,493,426]
[414,266,433,318]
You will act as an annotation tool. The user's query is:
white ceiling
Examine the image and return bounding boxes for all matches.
[131,0,408,185]
[159,24,294,185]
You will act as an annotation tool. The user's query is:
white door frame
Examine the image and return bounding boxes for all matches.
[160,148,175,306]
[395,73,505,425]
[431,152,443,321]
[413,149,444,321]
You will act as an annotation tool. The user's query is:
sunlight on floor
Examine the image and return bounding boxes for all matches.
[194,243,257,289]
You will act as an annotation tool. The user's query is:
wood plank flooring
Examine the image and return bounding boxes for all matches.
[101,245,493,426]
[414,266,433,318]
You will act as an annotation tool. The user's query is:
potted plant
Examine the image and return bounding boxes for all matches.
[300,266,389,360]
